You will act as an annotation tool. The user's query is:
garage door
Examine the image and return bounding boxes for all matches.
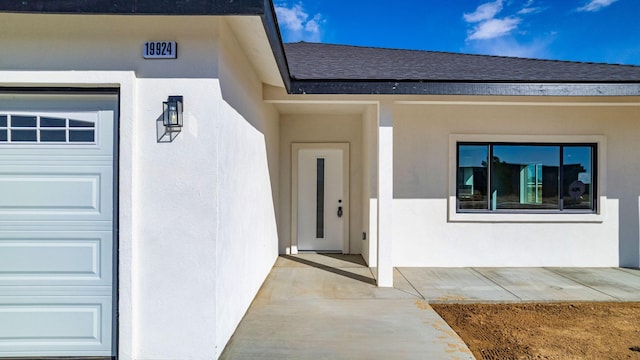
[0,93,116,357]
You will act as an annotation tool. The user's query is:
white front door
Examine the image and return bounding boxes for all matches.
[293,143,349,252]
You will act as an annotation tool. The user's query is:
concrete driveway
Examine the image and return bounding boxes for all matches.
[220,254,640,359]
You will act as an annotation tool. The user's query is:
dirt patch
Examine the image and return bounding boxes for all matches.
[432,302,640,360]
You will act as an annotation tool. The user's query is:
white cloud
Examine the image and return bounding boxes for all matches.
[461,0,555,60]
[577,0,619,12]
[464,0,547,41]
[464,0,504,23]
[465,36,554,59]
[518,6,544,15]
[516,0,546,15]
[468,17,522,40]
[304,14,321,34]
[276,4,306,31]
[275,3,324,42]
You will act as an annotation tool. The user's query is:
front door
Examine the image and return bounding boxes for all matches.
[293,143,349,253]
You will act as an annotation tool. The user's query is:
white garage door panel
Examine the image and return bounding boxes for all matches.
[0,94,116,357]
[0,232,111,285]
[0,296,112,356]
[0,174,99,209]
[0,240,99,276]
[0,166,111,221]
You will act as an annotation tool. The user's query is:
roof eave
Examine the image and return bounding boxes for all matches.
[5,1,637,97]
[260,0,291,91]
[289,80,640,96]
[0,0,265,15]
[0,0,292,89]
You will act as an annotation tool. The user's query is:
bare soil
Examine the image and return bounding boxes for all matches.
[431,302,640,360]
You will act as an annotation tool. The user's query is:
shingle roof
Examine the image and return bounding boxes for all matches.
[284,42,640,83]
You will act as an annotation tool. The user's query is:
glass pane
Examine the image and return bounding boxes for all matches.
[0,130,6,141]
[11,115,36,127]
[41,117,66,127]
[69,119,95,128]
[40,130,66,142]
[563,146,594,210]
[0,115,7,127]
[316,158,325,239]
[11,129,37,142]
[492,145,560,210]
[69,130,95,142]
[458,145,489,210]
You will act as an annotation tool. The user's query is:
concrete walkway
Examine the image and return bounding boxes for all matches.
[220,254,640,359]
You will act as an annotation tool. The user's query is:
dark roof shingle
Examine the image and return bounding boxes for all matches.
[284,42,640,83]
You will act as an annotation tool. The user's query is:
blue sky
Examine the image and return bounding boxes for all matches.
[274,0,640,65]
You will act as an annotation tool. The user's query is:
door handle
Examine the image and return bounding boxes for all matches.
[337,206,343,218]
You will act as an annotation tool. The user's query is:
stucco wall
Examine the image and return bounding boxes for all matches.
[215,21,279,356]
[393,101,640,267]
[279,114,364,255]
[0,13,279,360]
[135,78,221,359]
[361,106,378,266]
[0,14,220,78]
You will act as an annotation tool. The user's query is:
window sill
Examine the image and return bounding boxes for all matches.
[448,197,606,223]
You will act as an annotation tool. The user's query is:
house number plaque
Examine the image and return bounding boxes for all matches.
[143,41,177,59]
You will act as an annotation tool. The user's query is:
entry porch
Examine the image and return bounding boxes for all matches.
[221,254,640,359]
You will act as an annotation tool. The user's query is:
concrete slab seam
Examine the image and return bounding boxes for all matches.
[544,267,623,301]
[366,267,376,281]
[616,267,640,278]
[470,268,522,301]
[395,268,426,300]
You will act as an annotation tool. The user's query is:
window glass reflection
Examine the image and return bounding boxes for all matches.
[457,143,596,213]
[458,145,489,210]
[563,146,593,210]
[69,119,95,128]
[11,115,37,127]
[316,158,325,239]
[69,130,95,142]
[12,129,37,142]
[492,145,559,210]
[40,130,66,142]
[40,117,66,127]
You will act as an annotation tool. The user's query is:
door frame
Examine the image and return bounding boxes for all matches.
[291,143,350,255]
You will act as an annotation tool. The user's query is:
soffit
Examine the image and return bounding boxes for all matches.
[227,16,284,88]
[273,103,370,115]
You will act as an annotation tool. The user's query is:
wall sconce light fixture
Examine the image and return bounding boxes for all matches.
[163,96,183,132]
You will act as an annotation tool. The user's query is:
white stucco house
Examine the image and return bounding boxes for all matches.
[1,0,639,358]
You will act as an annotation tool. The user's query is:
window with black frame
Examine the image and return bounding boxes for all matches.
[0,114,96,143]
[457,143,596,212]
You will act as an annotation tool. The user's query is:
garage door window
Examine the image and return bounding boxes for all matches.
[0,114,95,143]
